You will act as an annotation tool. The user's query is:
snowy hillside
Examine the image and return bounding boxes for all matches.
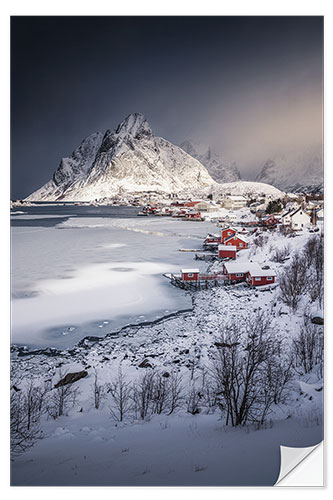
[209,180,284,200]
[26,114,216,202]
[256,146,323,193]
[180,140,241,183]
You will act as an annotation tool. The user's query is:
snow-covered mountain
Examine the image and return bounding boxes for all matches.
[179,140,241,184]
[26,114,216,202]
[255,146,323,193]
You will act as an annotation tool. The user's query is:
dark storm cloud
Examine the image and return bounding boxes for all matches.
[11,16,323,198]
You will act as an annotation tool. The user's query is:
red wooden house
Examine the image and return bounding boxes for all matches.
[222,262,276,286]
[262,215,279,227]
[224,234,248,250]
[204,233,222,246]
[183,211,202,220]
[184,200,201,208]
[247,268,276,286]
[218,244,237,259]
[221,227,237,243]
[222,262,253,282]
[181,268,200,281]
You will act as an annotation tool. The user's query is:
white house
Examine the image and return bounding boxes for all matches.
[223,195,247,210]
[289,207,312,230]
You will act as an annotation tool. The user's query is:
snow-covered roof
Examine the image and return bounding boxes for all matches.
[248,268,276,277]
[225,195,247,201]
[218,244,237,251]
[224,234,249,243]
[206,233,220,238]
[181,268,200,273]
[223,262,262,274]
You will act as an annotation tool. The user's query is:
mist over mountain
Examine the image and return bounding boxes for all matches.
[179,141,241,184]
[255,145,323,193]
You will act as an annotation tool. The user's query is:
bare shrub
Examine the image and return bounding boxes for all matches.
[271,245,290,263]
[186,383,202,415]
[107,366,132,422]
[10,379,46,456]
[253,234,268,249]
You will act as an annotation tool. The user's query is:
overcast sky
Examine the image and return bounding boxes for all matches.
[11,16,323,199]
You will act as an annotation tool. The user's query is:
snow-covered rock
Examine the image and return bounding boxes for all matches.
[255,146,323,193]
[209,180,284,201]
[26,114,216,202]
[179,140,241,183]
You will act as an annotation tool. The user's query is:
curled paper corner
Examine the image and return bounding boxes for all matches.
[275,442,323,486]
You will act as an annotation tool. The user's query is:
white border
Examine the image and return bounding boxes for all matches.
[2,1,331,498]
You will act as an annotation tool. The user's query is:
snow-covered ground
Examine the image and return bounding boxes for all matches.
[10,208,324,486]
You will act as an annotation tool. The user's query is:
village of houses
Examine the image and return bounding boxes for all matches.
[136,192,324,291]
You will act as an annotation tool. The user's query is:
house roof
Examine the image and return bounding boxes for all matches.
[225,195,247,201]
[224,262,276,276]
[224,234,249,244]
[206,233,221,239]
[248,268,276,277]
[224,262,262,274]
[218,244,237,251]
[289,207,311,219]
[181,268,200,274]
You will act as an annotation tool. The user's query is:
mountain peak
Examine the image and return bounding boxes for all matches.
[115,112,153,140]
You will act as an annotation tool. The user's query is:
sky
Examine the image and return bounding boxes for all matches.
[11,16,323,199]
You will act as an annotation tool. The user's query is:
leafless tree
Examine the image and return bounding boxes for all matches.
[167,370,184,415]
[132,370,155,420]
[211,312,290,426]
[293,317,324,374]
[303,236,324,308]
[47,371,80,419]
[107,366,132,422]
[92,369,104,410]
[10,379,46,456]
[151,372,169,415]
[279,252,308,311]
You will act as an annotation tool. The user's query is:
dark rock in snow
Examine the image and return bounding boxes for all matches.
[138,359,153,368]
[54,370,88,388]
[311,316,324,325]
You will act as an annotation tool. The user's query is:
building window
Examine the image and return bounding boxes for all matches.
[239,243,243,247]
[255,277,261,281]
[236,273,243,277]
[187,273,193,277]
[266,277,273,281]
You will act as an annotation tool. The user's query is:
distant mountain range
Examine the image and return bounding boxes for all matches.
[255,146,323,193]
[25,113,323,202]
[179,140,241,184]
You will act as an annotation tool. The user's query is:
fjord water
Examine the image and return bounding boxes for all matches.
[11,204,211,349]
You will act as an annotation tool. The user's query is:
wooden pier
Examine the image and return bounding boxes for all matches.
[163,272,227,290]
